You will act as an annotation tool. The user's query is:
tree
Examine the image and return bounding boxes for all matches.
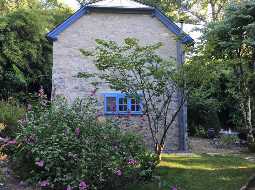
[78,38,208,155]
[76,0,98,6]
[0,1,72,100]
[199,0,255,145]
[138,0,239,23]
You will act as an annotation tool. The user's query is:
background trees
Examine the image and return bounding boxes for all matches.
[0,0,72,100]
[188,0,255,144]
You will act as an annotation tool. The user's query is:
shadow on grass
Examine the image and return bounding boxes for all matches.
[127,154,255,190]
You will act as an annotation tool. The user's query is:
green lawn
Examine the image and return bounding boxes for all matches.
[128,154,255,190]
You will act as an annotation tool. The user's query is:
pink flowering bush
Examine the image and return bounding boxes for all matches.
[3,96,158,190]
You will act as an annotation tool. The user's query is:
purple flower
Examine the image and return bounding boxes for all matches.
[35,160,44,167]
[26,135,37,144]
[79,181,88,190]
[115,169,122,176]
[171,187,178,190]
[128,159,138,165]
[39,180,49,187]
[75,128,80,137]
[65,185,72,190]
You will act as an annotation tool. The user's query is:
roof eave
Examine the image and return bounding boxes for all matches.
[87,6,154,13]
[153,8,194,44]
[46,6,194,44]
[47,6,89,41]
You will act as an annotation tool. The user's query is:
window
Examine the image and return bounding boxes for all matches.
[104,93,143,115]
[119,97,128,112]
[131,98,141,112]
[106,97,116,112]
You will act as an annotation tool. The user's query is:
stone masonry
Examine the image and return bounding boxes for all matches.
[52,12,180,151]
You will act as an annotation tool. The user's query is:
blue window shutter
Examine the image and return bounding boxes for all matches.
[127,97,131,112]
[116,93,120,114]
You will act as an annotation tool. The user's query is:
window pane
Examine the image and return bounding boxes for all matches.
[131,105,136,111]
[119,105,128,112]
[130,97,142,112]
[136,105,140,111]
[106,97,116,112]
[131,98,136,104]
[119,97,128,112]
[119,97,127,105]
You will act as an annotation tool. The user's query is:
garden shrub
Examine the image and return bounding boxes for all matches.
[218,135,240,148]
[0,98,26,138]
[3,96,158,190]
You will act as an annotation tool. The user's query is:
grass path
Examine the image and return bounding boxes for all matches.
[128,153,255,190]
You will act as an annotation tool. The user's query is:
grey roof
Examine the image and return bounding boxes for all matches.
[89,0,152,9]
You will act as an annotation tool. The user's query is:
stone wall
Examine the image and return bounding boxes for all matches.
[52,12,180,151]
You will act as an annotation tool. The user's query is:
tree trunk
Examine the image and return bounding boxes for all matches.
[246,96,254,144]
[155,143,164,160]
[209,0,217,21]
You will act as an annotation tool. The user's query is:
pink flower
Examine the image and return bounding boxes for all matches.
[7,140,16,145]
[75,128,80,137]
[35,160,44,167]
[128,159,138,165]
[66,185,72,190]
[79,181,88,190]
[38,86,45,98]
[115,169,122,176]
[96,111,101,118]
[39,180,49,187]
[90,89,97,96]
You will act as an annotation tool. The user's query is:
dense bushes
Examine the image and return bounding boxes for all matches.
[0,2,72,100]
[3,97,157,190]
[0,99,26,138]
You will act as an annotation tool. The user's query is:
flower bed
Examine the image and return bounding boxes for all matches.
[3,97,158,190]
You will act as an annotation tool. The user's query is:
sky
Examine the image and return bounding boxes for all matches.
[63,0,80,9]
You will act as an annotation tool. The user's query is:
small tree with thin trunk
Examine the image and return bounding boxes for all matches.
[78,38,185,155]
[78,38,208,155]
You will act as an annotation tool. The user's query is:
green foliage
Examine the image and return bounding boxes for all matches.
[218,135,240,147]
[79,38,189,154]
[4,97,158,190]
[138,0,234,23]
[0,1,72,100]
[203,0,255,132]
[188,0,255,137]
[193,126,207,138]
[0,99,26,138]
[183,56,223,135]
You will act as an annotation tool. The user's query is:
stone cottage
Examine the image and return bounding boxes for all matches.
[47,0,193,152]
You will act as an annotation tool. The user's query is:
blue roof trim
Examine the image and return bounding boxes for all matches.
[154,8,193,44]
[47,6,89,41]
[47,6,194,44]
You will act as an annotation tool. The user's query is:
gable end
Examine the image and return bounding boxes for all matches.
[47,5,194,44]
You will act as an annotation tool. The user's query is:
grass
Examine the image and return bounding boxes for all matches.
[128,153,255,190]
